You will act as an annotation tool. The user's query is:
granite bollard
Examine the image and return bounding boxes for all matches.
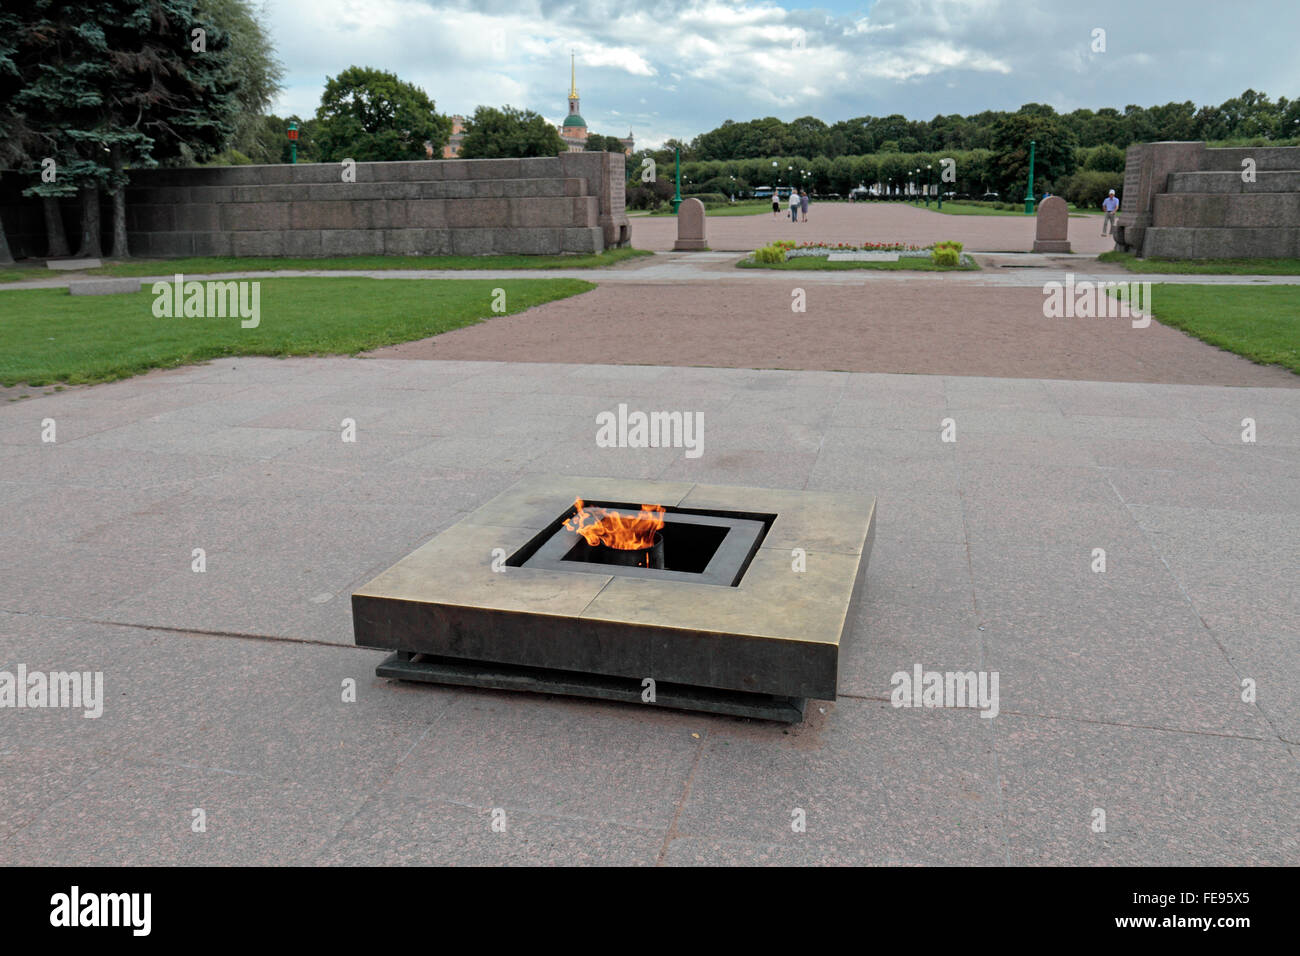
[69,278,144,296]
[1032,196,1071,253]
[673,198,707,251]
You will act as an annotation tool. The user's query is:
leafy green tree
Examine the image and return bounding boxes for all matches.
[584,133,627,153]
[199,0,284,161]
[457,105,564,158]
[1081,143,1126,173]
[989,113,1078,200]
[315,66,450,162]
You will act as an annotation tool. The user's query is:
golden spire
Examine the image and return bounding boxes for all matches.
[569,51,578,98]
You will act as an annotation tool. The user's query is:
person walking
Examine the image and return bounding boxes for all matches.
[771,189,780,218]
[788,188,800,223]
[1102,189,1120,236]
[799,189,810,222]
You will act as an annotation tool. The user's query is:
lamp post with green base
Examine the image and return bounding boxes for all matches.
[1024,140,1036,215]
[672,148,683,214]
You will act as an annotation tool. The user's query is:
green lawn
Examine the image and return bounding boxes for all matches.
[1147,285,1300,373]
[0,277,594,386]
[642,199,773,217]
[1100,250,1300,275]
[738,255,979,272]
[927,200,1089,217]
[0,265,54,283]
[77,248,650,277]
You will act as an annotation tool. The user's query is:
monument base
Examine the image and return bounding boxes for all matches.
[376,652,808,723]
[673,238,708,251]
[1032,240,1071,253]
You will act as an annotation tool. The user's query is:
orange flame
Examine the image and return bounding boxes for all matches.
[563,498,665,550]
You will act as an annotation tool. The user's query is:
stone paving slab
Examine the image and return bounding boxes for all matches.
[0,356,1296,864]
[993,715,1298,865]
[628,202,1115,253]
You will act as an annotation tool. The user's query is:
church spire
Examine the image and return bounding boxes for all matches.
[569,51,578,99]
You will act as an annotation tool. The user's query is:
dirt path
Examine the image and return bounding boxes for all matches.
[366,281,1299,386]
[630,200,1118,254]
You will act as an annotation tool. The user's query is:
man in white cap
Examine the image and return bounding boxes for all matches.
[1102,189,1120,236]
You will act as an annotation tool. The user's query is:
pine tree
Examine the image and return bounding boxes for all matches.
[12,1,239,259]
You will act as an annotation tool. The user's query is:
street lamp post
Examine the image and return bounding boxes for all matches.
[1024,140,1036,215]
[925,163,932,208]
[672,148,682,214]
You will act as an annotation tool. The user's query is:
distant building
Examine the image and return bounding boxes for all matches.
[441,115,466,158]
[429,58,634,160]
[557,54,634,156]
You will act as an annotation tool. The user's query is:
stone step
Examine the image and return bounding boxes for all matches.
[128,225,607,259]
[1142,226,1300,258]
[127,194,599,234]
[128,177,590,206]
[1153,191,1300,227]
[69,278,143,295]
[1195,146,1300,173]
[1167,170,1300,193]
[129,156,570,188]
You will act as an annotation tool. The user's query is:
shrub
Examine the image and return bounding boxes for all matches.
[682,192,728,205]
[930,242,963,266]
[1060,169,1119,209]
[1080,143,1127,173]
[752,243,787,264]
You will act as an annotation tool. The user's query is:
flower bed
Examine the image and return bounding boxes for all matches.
[746,239,976,268]
[783,241,926,259]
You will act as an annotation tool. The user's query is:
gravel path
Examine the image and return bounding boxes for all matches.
[631,200,1118,253]
[366,280,1299,387]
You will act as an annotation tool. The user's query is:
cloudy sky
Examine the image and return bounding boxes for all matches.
[264,0,1300,148]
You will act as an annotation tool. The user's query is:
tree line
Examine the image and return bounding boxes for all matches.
[4,5,1295,262]
[681,92,1300,161]
[626,94,1298,210]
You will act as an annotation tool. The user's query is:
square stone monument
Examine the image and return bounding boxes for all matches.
[1032,195,1071,253]
[673,197,707,251]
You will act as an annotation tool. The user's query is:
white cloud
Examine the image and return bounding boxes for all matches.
[263,0,1300,151]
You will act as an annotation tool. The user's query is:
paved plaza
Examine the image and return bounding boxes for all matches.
[630,201,1120,253]
[2,196,1298,866]
[2,349,1297,864]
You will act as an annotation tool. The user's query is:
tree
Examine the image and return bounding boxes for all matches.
[988,113,1078,200]
[1081,143,1126,173]
[457,105,564,158]
[199,0,284,161]
[12,1,240,258]
[584,134,627,154]
[0,5,26,264]
[314,66,450,162]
